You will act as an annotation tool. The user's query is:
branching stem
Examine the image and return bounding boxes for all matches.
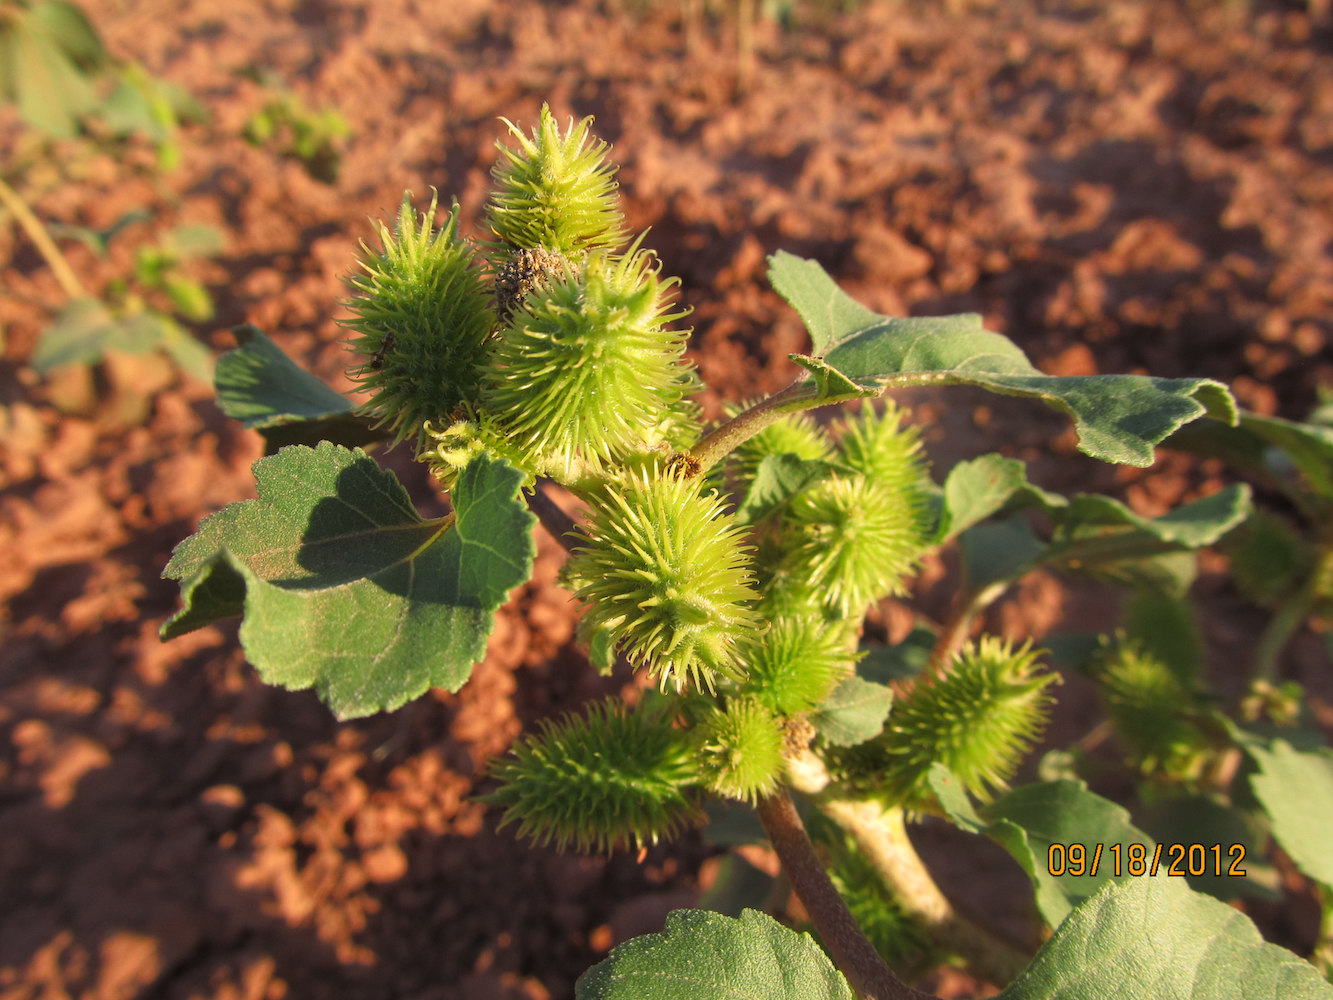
[689,381,815,472]
[755,786,933,1000]
[0,176,87,301]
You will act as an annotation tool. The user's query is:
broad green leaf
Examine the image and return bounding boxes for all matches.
[809,676,893,747]
[1238,413,1333,501]
[735,452,834,525]
[767,255,1237,467]
[161,446,536,719]
[938,454,1066,542]
[575,908,854,1000]
[857,624,934,683]
[998,876,1333,1000]
[767,251,882,356]
[31,299,166,371]
[10,11,98,138]
[1241,736,1333,887]
[30,2,107,70]
[158,320,215,382]
[1138,796,1280,902]
[959,514,1046,589]
[163,224,225,258]
[214,325,385,451]
[930,766,1156,929]
[1047,485,1251,574]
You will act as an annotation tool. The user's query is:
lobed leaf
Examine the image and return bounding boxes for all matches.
[575,908,854,1000]
[161,446,536,719]
[768,252,1237,468]
[937,453,1066,542]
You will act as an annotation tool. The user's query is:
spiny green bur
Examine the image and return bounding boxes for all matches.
[694,696,786,803]
[839,638,1057,809]
[483,248,693,477]
[487,103,628,257]
[563,467,762,693]
[485,699,698,853]
[344,192,493,448]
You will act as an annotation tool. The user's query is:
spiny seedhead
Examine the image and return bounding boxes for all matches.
[483,699,699,854]
[740,613,857,717]
[836,402,928,493]
[781,475,931,619]
[487,104,628,257]
[344,191,494,450]
[421,413,538,491]
[1095,638,1212,782]
[693,696,786,803]
[1223,509,1309,607]
[873,638,1058,809]
[1122,591,1202,685]
[483,247,693,478]
[563,465,763,693]
[729,409,833,484]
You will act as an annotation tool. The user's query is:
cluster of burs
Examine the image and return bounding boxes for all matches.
[343,106,1055,852]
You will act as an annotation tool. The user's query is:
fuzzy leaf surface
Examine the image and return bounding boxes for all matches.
[767,254,1236,467]
[938,454,1066,542]
[575,908,854,1000]
[1239,735,1333,887]
[931,767,1155,928]
[997,876,1333,1000]
[215,325,386,451]
[161,446,536,719]
[808,676,894,746]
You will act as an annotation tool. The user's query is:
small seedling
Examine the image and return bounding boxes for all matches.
[241,70,351,184]
[164,107,1333,998]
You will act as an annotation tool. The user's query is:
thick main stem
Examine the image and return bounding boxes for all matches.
[0,177,87,301]
[818,799,1030,987]
[754,787,933,1000]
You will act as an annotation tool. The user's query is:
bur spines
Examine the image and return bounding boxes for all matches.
[730,410,832,484]
[694,696,786,803]
[485,699,698,854]
[563,465,762,693]
[344,192,495,450]
[741,613,856,717]
[836,402,927,493]
[871,638,1058,808]
[487,104,628,257]
[483,248,692,478]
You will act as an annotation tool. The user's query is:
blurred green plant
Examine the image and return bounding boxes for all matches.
[0,0,207,169]
[241,69,350,185]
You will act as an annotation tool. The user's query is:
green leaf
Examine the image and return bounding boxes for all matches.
[30,2,107,70]
[1241,736,1333,887]
[214,325,386,451]
[10,10,98,138]
[767,251,882,356]
[959,514,1046,589]
[161,446,537,719]
[1138,796,1280,902]
[809,676,893,747]
[856,624,934,683]
[931,766,1157,929]
[31,299,167,371]
[938,453,1066,542]
[767,255,1237,468]
[163,224,225,258]
[735,452,835,525]
[998,876,1333,1000]
[575,908,854,1000]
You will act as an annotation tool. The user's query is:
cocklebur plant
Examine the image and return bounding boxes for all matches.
[164,106,1333,999]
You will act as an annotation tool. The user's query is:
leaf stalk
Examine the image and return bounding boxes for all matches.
[0,177,88,301]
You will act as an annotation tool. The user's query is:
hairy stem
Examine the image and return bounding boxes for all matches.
[755,787,933,1000]
[1252,543,1333,681]
[787,750,1030,988]
[0,177,87,301]
[689,381,815,472]
[926,579,1008,677]
[525,479,582,552]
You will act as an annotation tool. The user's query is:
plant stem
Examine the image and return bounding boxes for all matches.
[525,479,582,552]
[926,579,1008,677]
[1252,543,1333,681]
[1313,882,1333,981]
[817,798,1030,987]
[754,787,934,1000]
[689,381,815,472]
[0,177,87,300]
